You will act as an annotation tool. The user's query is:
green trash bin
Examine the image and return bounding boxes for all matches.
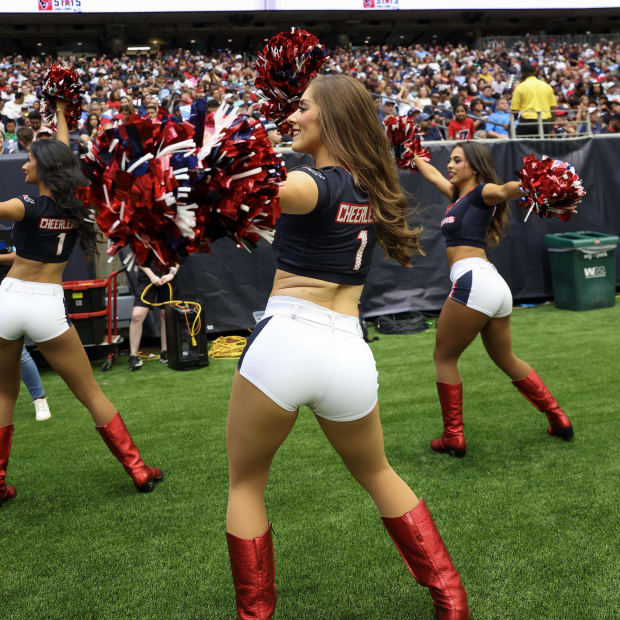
[544,231,619,311]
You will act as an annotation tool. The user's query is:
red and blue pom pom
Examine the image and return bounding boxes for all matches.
[384,116,431,172]
[79,104,285,269]
[254,27,328,134]
[516,154,585,222]
[40,64,84,130]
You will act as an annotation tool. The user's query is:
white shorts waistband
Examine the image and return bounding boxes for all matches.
[264,296,362,337]
[450,257,497,282]
[0,277,64,298]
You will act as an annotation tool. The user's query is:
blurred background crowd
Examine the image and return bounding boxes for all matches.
[0,36,618,157]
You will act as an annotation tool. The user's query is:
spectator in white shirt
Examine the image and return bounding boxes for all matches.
[3,92,25,121]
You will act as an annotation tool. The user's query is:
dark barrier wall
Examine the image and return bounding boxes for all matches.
[1,137,619,332]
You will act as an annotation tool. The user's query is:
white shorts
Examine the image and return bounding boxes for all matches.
[0,277,71,343]
[448,257,512,318]
[238,296,379,422]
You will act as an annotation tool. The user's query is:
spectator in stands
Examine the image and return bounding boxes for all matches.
[8,126,33,153]
[91,85,106,104]
[27,111,48,139]
[469,98,489,138]
[579,107,605,134]
[4,118,17,144]
[36,128,54,141]
[0,133,6,155]
[418,113,444,141]
[411,84,432,111]
[3,92,25,123]
[479,84,496,110]
[82,113,100,142]
[119,104,134,124]
[485,97,511,139]
[605,113,620,134]
[551,109,575,136]
[588,81,603,103]
[448,104,475,140]
[145,102,159,121]
[511,63,557,136]
[381,99,397,121]
[263,122,282,148]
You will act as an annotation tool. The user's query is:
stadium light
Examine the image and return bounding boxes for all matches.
[127,46,151,51]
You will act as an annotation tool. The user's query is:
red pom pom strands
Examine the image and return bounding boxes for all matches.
[40,64,84,130]
[80,104,285,270]
[81,116,199,269]
[516,154,586,222]
[254,27,328,134]
[384,116,431,172]
[193,104,286,251]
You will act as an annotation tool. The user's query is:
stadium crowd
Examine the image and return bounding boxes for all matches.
[0,36,618,154]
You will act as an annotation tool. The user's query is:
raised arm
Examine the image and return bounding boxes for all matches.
[413,155,453,200]
[55,100,70,147]
[481,181,524,206]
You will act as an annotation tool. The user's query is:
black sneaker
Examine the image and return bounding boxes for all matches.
[129,355,143,371]
[160,350,168,364]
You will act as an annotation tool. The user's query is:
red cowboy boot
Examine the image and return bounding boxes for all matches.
[226,524,276,620]
[512,369,573,440]
[0,424,16,507]
[382,499,470,620]
[96,413,163,492]
[430,382,466,457]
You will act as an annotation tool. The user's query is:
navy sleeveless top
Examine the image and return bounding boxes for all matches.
[441,184,493,249]
[13,195,79,262]
[273,166,377,285]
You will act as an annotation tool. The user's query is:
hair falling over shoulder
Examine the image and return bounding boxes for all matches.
[453,141,509,246]
[310,74,424,266]
[30,139,98,260]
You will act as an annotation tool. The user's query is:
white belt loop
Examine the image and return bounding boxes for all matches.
[329,312,335,331]
[291,303,300,320]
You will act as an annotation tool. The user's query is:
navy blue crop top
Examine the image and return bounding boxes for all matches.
[273,166,377,285]
[441,184,493,249]
[13,195,79,263]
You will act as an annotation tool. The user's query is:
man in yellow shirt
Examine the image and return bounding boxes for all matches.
[511,63,557,137]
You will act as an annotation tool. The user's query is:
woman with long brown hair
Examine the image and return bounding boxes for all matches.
[413,142,573,459]
[226,75,469,620]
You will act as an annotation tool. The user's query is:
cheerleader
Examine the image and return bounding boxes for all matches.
[413,142,573,458]
[225,75,469,620]
[0,101,162,506]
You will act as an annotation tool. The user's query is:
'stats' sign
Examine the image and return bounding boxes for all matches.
[38,0,83,11]
[363,0,399,6]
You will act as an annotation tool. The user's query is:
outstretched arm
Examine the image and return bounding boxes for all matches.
[55,100,70,147]
[0,252,16,266]
[278,170,319,215]
[482,181,524,205]
[0,199,26,222]
[413,154,453,200]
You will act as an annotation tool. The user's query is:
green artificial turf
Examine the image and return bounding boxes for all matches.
[2,304,619,619]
